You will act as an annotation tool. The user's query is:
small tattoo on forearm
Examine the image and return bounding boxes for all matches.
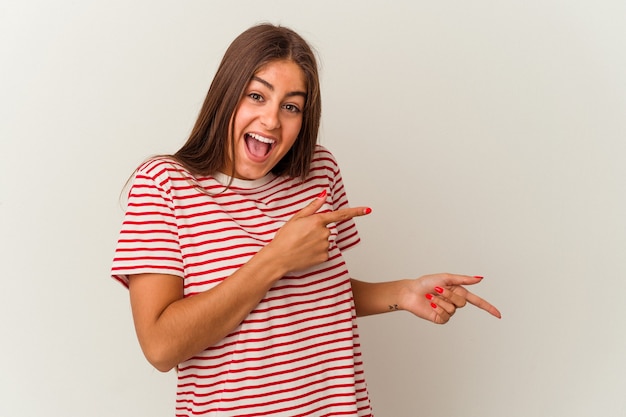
[388,304,399,311]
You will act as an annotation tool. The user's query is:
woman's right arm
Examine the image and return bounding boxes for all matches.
[128,193,371,372]
[128,243,287,372]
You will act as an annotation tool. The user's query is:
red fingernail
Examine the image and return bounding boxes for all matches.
[317,190,327,199]
[430,302,438,309]
[425,293,434,300]
[474,275,484,279]
[434,286,444,294]
[364,207,372,214]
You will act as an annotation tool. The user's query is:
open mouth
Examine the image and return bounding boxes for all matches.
[244,133,275,158]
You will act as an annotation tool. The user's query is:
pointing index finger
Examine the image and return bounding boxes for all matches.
[318,207,372,225]
[465,290,502,319]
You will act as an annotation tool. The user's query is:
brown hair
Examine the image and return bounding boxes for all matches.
[173,23,321,180]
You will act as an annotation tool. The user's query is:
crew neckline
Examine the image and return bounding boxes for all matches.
[212,171,276,190]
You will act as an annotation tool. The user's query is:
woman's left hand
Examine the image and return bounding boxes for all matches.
[399,274,501,324]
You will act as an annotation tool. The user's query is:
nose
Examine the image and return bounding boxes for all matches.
[260,105,281,130]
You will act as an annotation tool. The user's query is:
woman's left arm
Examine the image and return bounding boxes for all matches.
[350,274,501,324]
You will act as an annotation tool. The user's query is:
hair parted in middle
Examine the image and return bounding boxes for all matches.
[173,23,322,180]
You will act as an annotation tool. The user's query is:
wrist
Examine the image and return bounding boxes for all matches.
[250,244,289,283]
[352,279,414,316]
[395,279,415,312]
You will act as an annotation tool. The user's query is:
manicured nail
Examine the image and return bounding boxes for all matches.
[434,286,444,294]
[425,293,434,301]
[317,190,327,199]
[364,207,372,214]
[474,275,484,279]
[430,302,438,309]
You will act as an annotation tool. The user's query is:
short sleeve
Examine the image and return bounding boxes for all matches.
[110,160,184,288]
[322,148,361,252]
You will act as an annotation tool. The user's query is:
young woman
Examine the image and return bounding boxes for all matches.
[111,23,501,416]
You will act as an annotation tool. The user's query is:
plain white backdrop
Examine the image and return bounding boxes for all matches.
[1,1,625,416]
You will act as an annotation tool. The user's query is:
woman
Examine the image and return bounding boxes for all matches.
[112,23,501,416]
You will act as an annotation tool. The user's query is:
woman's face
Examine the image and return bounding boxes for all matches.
[223,59,307,180]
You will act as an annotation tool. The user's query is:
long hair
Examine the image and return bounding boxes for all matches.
[173,24,321,180]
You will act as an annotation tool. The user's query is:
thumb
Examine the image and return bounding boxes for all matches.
[291,189,328,220]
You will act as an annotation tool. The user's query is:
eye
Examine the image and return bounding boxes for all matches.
[248,92,263,102]
[282,103,301,113]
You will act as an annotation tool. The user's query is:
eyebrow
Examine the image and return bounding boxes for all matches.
[251,75,307,98]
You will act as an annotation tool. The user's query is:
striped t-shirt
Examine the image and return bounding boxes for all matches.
[111,145,373,416]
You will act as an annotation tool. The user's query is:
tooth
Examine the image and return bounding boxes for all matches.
[249,133,274,144]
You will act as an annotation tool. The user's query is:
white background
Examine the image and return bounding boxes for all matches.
[1,1,625,416]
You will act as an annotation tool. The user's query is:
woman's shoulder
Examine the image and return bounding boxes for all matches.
[134,156,192,180]
[312,144,339,168]
[130,156,202,194]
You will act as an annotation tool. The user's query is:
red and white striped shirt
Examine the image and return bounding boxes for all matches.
[111,145,373,416]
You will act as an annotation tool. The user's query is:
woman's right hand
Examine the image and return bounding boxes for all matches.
[266,190,371,273]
